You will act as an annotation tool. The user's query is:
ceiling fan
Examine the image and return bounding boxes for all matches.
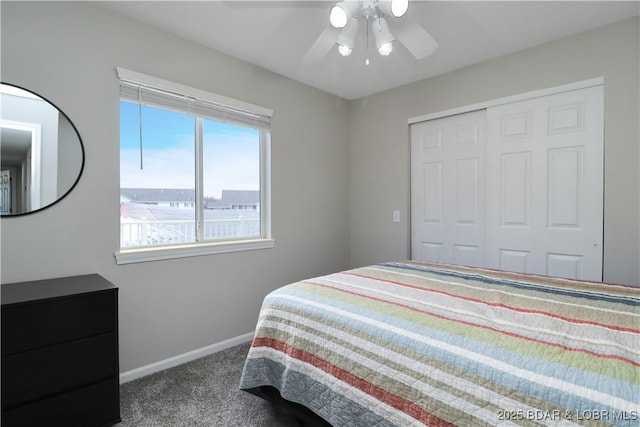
[304,0,439,64]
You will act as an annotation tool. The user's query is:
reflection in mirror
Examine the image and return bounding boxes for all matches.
[1,83,84,215]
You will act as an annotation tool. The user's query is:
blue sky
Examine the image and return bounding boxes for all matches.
[120,101,260,199]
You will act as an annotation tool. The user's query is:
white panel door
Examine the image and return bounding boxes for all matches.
[1,170,11,214]
[485,85,603,280]
[411,110,486,266]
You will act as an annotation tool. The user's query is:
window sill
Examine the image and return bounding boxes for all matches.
[115,239,275,265]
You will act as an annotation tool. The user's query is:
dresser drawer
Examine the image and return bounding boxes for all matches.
[1,378,121,427]
[2,332,117,409]
[1,291,116,355]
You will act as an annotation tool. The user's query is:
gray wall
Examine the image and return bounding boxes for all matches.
[0,2,350,372]
[349,16,640,286]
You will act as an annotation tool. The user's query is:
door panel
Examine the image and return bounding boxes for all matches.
[500,152,531,226]
[1,170,11,214]
[486,86,603,280]
[411,110,486,266]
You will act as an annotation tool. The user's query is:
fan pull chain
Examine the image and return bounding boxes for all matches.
[365,15,370,66]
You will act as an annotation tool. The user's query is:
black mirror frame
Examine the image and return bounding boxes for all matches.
[1,82,85,217]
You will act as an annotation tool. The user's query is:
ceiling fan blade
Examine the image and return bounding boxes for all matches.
[303,26,340,63]
[222,1,328,8]
[394,22,439,59]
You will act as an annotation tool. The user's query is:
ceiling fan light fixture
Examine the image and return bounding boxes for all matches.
[338,45,353,56]
[373,17,395,56]
[377,0,409,19]
[317,0,438,63]
[390,0,409,18]
[336,18,359,56]
[378,42,393,56]
[330,1,361,28]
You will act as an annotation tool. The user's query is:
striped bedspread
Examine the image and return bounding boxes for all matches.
[239,261,639,426]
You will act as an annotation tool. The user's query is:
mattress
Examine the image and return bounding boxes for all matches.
[239,261,639,426]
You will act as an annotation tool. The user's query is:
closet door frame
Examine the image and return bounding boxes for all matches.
[409,77,604,279]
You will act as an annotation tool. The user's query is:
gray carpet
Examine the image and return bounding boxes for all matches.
[117,341,302,426]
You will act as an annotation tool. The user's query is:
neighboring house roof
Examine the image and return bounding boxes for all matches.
[121,188,259,208]
[121,188,195,203]
[206,190,260,209]
[220,190,259,205]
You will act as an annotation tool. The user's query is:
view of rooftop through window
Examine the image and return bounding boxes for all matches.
[120,101,261,248]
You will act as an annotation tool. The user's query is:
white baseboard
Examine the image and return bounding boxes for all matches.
[119,331,255,384]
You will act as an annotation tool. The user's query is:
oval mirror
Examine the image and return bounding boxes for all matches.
[1,83,84,216]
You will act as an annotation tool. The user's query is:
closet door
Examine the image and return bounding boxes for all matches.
[485,86,603,280]
[410,110,486,266]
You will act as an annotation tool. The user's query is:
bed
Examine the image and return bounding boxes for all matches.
[239,261,639,426]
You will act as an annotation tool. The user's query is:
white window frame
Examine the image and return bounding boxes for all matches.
[115,68,274,265]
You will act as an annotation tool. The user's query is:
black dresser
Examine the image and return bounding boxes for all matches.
[1,274,121,426]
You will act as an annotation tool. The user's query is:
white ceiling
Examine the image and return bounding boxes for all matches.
[98,1,639,100]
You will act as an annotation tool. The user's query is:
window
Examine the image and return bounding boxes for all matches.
[116,68,273,264]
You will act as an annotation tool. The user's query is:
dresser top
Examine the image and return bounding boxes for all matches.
[1,274,116,306]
